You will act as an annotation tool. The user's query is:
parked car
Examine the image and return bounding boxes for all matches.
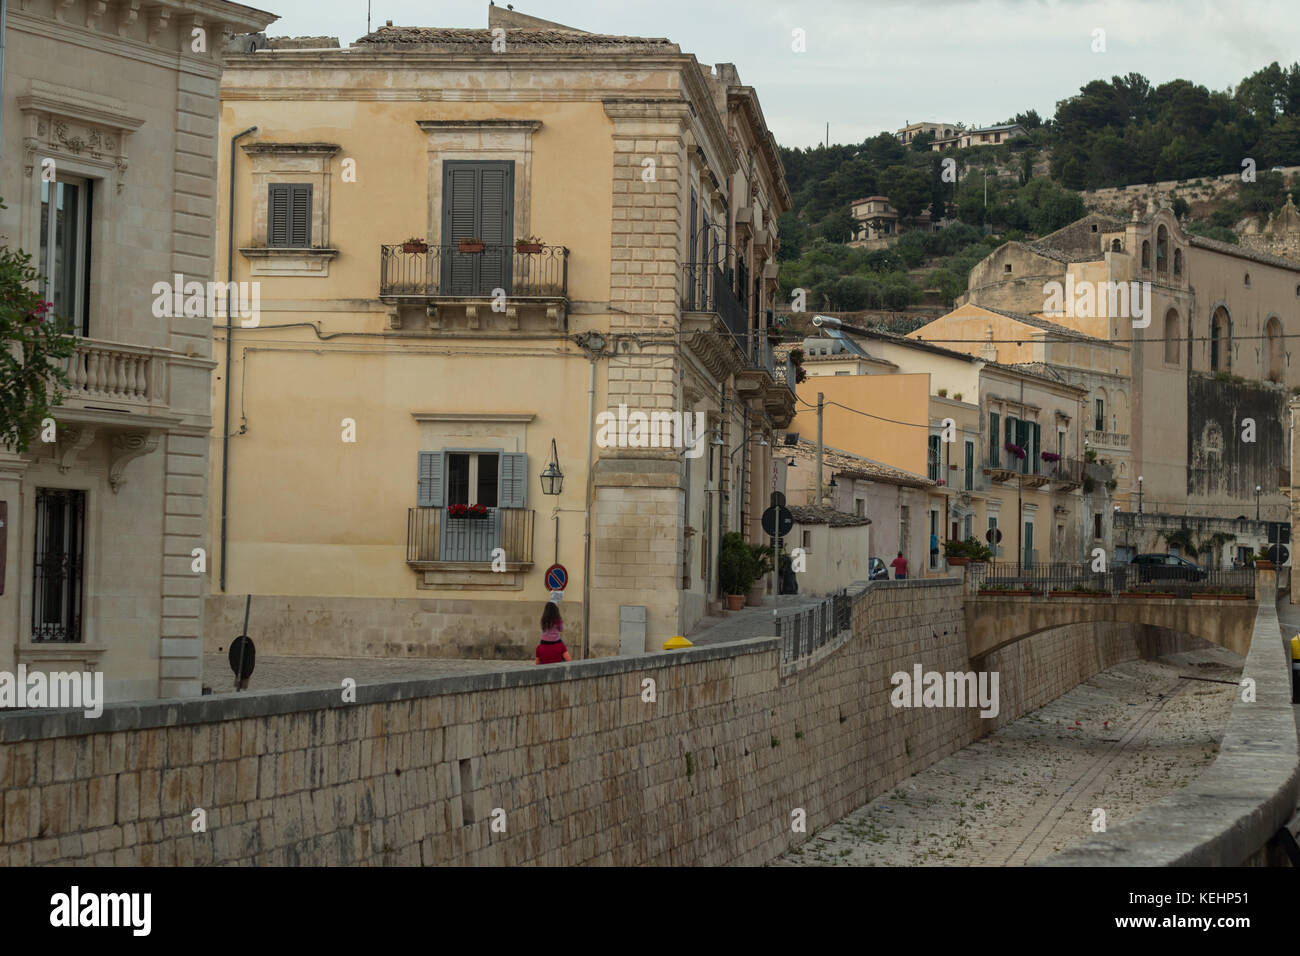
[868,557,889,581]
[1130,552,1207,583]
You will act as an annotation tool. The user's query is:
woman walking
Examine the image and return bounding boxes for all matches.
[535,602,571,664]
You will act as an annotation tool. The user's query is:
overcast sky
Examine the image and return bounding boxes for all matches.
[251,0,1300,149]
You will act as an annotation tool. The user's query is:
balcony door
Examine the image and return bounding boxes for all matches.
[417,449,526,561]
[441,161,513,297]
[39,176,92,336]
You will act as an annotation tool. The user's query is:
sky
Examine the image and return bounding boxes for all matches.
[247,0,1300,149]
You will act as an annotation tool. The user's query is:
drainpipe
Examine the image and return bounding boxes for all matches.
[581,349,597,659]
[0,0,7,147]
[220,125,257,593]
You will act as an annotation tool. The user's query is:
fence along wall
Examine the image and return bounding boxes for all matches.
[0,580,1201,866]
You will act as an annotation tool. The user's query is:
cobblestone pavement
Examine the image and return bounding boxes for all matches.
[774,646,1242,866]
[202,654,532,693]
[686,592,848,647]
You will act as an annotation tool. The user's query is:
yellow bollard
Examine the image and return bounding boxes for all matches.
[663,635,693,650]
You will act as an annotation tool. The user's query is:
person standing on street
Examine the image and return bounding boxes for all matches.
[891,550,909,580]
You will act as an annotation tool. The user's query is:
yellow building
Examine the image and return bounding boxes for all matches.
[207,9,793,659]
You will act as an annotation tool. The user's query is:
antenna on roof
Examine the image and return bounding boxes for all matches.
[366,0,370,34]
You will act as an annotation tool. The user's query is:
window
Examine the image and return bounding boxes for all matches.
[989,410,1000,467]
[964,440,974,491]
[1094,398,1104,433]
[442,160,514,296]
[1266,316,1284,382]
[1023,520,1034,566]
[899,505,910,556]
[1110,238,1122,251]
[1093,514,1102,539]
[32,488,86,642]
[415,450,527,562]
[1173,248,1182,276]
[1244,272,1251,287]
[987,515,999,558]
[1156,225,1168,272]
[963,514,973,539]
[929,510,940,569]
[1141,241,1150,269]
[268,183,312,247]
[928,434,942,481]
[855,499,865,517]
[1210,307,1229,371]
[802,530,812,551]
[1163,309,1180,365]
[39,176,92,335]
[1004,263,1012,274]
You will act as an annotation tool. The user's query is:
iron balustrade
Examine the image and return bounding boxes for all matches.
[1044,456,1087,486]
[681,263,750,358]
[407,507,534,565]
[970,561,1255,597]
[380,244,568,299]
[32,488,85,642]
[777,587,856,664]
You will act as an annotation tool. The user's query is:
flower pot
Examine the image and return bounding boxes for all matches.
[515,242,543,254]
[947,557,969,566]
[458,241,485,253]
[401,242,428,254]
[1049,590,1100,597]
[746,584,765,607]
[1256,560,1274,570]
[725,593,746,611]
[978,589,1039,596]
[1119,592,1175,598]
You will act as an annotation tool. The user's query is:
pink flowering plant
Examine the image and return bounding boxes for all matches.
[1,200,74,453]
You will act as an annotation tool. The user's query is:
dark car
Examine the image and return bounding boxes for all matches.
[868,557,889,581]
[1131,553,1207,583]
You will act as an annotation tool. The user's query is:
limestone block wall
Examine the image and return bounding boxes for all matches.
[1,579,1201,866]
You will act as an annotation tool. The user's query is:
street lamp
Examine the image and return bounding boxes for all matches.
[1137,475,1143,515]
[539,439,564,496]
[1256,484,1261,521]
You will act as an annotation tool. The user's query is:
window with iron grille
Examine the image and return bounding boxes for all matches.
[32,488,86,642]
[268,183,312,247]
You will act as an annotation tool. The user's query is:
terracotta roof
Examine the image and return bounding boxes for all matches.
[788,505,872,527]
[1187,233,1300,272]
[1023,241,1104,264]
[975,306,1102,342]
[788,438,933,488]
[353,26,678,51]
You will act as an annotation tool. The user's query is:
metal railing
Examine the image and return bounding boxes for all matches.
[970,561,1255,597]
[682,263,749,356]
[1044,456,1086,486]
[380,244,568,298]
[777,587,855,664]
[406,507,534,565]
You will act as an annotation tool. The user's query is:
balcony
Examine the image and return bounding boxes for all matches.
[1045,456,1086,490]
[1085,429,1129,450]
[60,338,170,416]
[681,262,749,363]
[379,244,568,332]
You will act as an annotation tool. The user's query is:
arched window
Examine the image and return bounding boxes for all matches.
[1156,226,1168,272]
[1173,248,1182,276]
[1266,316,1284,382]
[1111,238,1122,252]
[1210,306,1230,371]
[1244,272,1251,287]
[1163,309,1180,365]
[1141,241,1150,269]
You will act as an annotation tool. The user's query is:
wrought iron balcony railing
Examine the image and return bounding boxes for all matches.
[380,244,568,299]
[406,506,534,566]
[681,262,749,357]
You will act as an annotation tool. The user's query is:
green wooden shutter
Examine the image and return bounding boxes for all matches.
[1016,420,1029,473]
[1032,423,1041,474]
[498,452,527,508]
[1004,415,1015,459]
[989,411,1000,467]
[417,451,445,507]
[289,184,312,246]
[479,165,511,295]
[441,161,514,296]
[268,184,290,246]
[443,165,479,295]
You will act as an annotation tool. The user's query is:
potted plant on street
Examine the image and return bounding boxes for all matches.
[719,532,756,611]
[944,537,992,566]
[747,542,775,606]
[514,235,544,254]
[1252,548,1275,570]
[458,237,485,253]
[402,236,428,253]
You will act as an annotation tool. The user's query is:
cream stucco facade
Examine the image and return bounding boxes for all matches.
[207,13,794,659]
[0,0,275,700]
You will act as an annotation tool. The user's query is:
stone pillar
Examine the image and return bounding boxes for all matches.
[590,100,692,655]
[0,456,30,675]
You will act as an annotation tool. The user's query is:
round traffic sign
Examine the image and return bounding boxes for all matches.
[228,635,256,680]
[761,505,794,538]
[544,563,568,591]
[985,527,1003,544]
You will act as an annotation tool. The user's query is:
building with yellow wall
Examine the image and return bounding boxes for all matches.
[207,8,793,660]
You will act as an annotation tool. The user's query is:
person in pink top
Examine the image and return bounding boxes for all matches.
[535,602,571,664]
[890,551,908,580]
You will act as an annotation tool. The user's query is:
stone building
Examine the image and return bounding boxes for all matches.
[0,0,275,700]
[207,6,793,660]
[915,207,1293,567]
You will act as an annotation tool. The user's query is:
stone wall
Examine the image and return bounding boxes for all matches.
[1,579,1202,866]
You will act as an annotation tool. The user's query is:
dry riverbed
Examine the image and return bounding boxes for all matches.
[774,647,1242,866]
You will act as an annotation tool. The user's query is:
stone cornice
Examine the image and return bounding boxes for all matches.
[416,120,543,132]
[411,412,537,424]
[241,141,341,155]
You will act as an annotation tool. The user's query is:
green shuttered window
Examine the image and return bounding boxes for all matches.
[268,183,312,247]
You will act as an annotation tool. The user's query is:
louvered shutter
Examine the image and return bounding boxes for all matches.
[498,452,527,509]
[268,184,290,246]
[289,184,312,246]
[1031,423,1041,474]
[479,165,511,295]
[417,451,445,507]
[688,187,698,309]
[989,411,1000,467]
[443,165,479,295]
[1016,420,1029,473]
[441,161,514,296]
[1004,415,1015,457]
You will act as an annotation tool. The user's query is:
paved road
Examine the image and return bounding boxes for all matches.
[774,647,1241,866]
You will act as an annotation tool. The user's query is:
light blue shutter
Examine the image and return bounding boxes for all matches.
[499,452,527,508]
[417,451,444,507]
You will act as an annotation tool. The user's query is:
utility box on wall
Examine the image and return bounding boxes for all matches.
[619,605,646,655]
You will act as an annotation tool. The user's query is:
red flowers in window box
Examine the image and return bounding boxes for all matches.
[447,503,489,519]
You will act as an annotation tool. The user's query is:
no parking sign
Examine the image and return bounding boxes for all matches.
[545,563,568,592]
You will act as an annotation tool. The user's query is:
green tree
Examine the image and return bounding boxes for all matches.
[0,200,75,453]
[910,130,936,152]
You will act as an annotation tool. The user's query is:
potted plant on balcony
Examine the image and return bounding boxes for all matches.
[719,532,756,611]
[458,237,485,254]
[514,235,544,254]
[401,237,428,254]
[1004,442,1026,461]
[1040,451,1060,464]
[448,503,489,520]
